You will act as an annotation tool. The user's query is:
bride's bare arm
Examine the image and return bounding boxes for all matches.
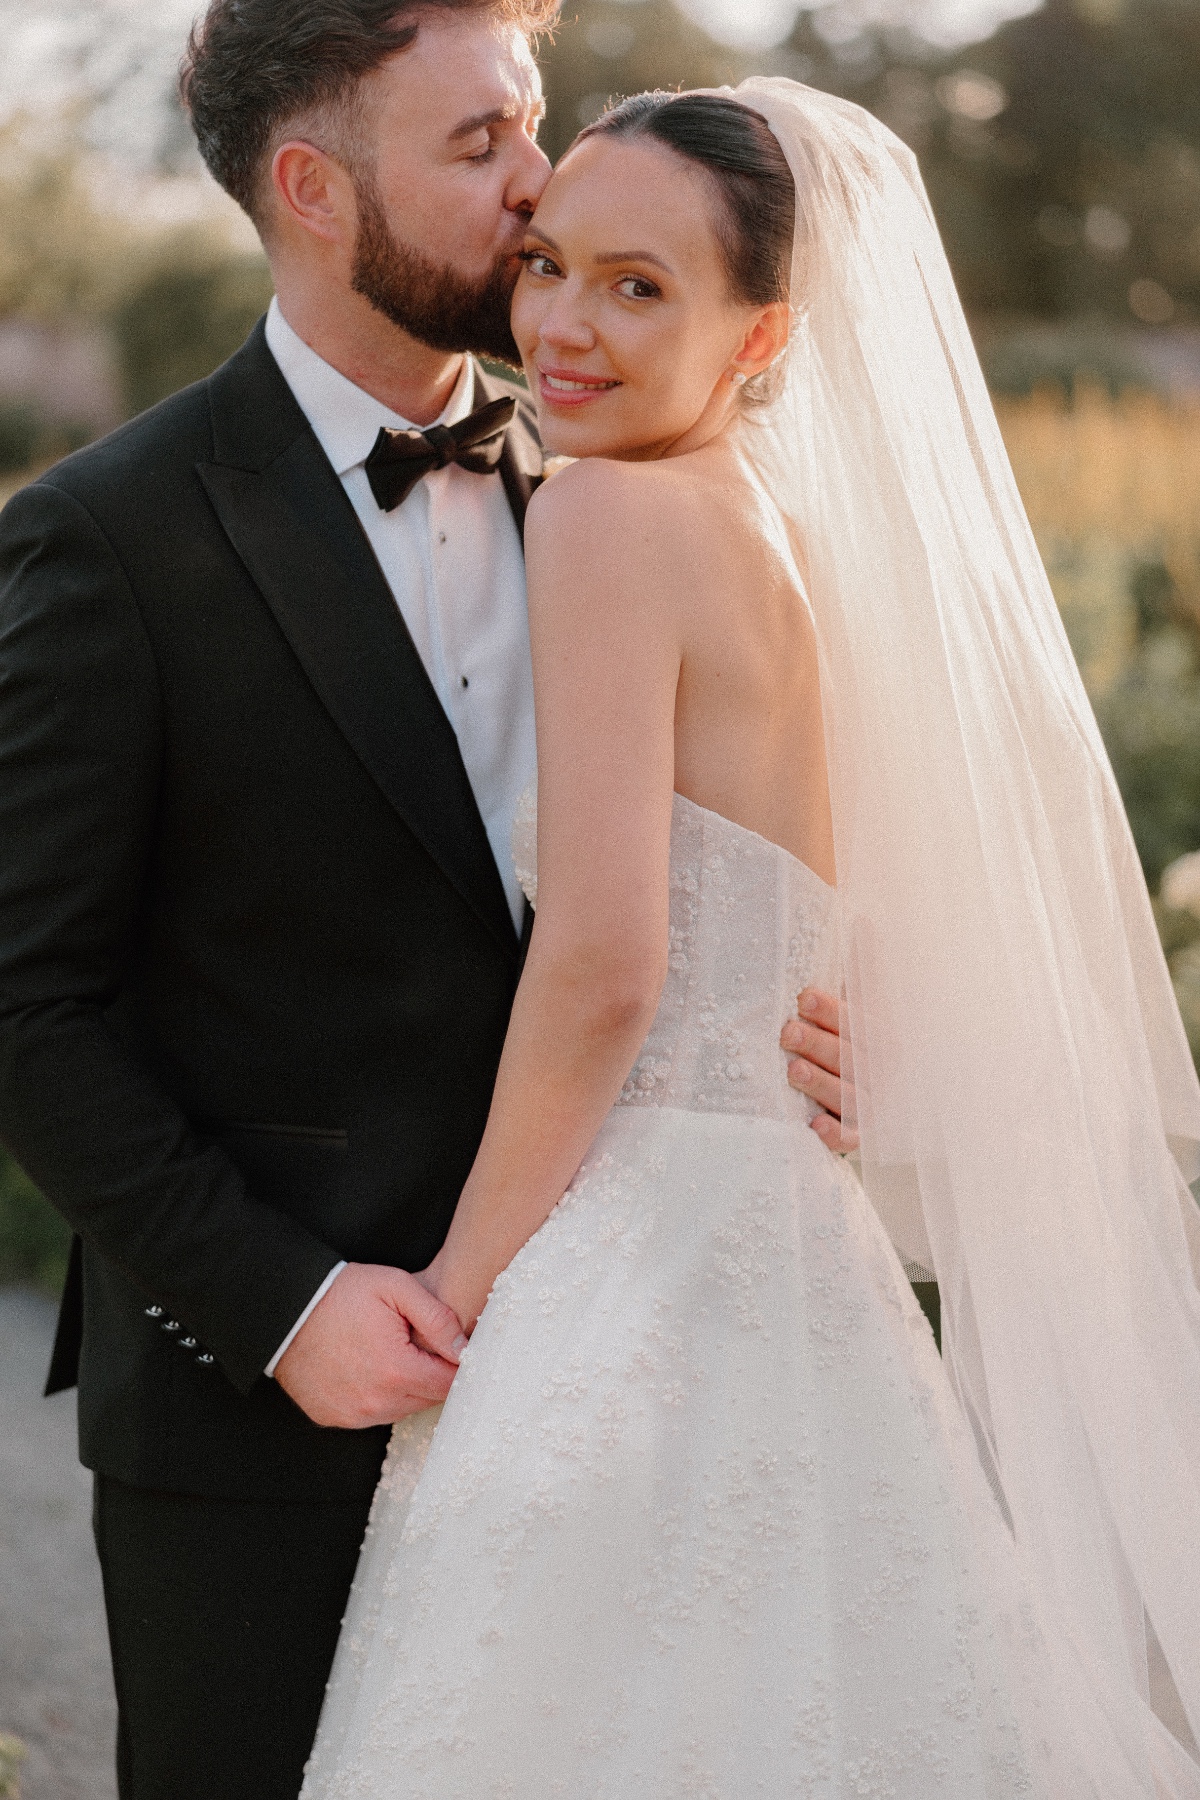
[422,463,684,1329]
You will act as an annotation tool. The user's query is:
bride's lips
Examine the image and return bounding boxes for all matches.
[536,366,621,408]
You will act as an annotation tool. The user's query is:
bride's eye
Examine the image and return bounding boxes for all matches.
[520,251,561,279]
[614,275,662,300]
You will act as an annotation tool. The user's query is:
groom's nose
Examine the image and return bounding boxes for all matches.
[504,135,553,222]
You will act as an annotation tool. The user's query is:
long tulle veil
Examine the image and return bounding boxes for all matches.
[720,75,1200,1793]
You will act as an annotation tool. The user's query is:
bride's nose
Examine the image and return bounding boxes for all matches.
[537,293,596,353]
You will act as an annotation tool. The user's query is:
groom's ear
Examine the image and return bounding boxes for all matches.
[269,140,358,249]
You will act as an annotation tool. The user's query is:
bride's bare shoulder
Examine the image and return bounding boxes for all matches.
[525,455,714,561]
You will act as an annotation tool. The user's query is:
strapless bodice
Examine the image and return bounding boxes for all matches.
[511,787,836,1122]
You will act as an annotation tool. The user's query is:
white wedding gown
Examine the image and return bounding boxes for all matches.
[300,791,1152,1800]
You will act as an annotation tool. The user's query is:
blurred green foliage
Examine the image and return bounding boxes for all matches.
[1095,557,1200,890]
[1098,631,1200,888]
[0,404,40,474]
[538,0,744,163]
[0,1733,27,1800]
[0,1150,70,1294]
[0,120,273,427]
[114,254,274,418]
[978,323,1159,397]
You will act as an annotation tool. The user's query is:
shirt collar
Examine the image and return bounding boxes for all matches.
[264,296,475,478]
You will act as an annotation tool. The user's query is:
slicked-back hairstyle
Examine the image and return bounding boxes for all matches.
[578,92,795,311]
[575,93,795,403]
[181,0,559,225]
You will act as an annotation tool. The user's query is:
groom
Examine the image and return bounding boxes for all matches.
[0,3,850,1796]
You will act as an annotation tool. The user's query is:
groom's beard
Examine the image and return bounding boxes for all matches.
[351,178,523,366]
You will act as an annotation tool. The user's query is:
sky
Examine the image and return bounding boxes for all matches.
[676,0,1041,49]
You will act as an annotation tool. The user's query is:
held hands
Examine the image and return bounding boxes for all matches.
[279,989,853,1433]
[781,988,859,1153]
[414,1249,486,1343]
[274,1262,469,1430]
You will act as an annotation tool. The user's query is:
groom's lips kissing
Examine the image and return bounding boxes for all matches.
[536,365,621,408]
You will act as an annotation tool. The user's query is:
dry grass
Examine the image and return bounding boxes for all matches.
[996,384,1200,1045]
[996,384,1200,627]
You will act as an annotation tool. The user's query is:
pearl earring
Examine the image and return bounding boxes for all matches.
[731,371,748,388]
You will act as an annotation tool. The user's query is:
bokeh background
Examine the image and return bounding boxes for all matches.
[2,0,1200,1285]
[0,4,1198,1793]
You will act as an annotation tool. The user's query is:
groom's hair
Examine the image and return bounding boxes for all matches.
[181,0,558,226]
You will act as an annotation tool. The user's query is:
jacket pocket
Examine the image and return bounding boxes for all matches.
[200,1119,350,1234]
[201,1120,348,1147]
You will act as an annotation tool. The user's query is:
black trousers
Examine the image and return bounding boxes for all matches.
[92,1474,376,1800]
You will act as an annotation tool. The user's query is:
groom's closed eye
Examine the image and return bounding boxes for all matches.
[449,99,547,161]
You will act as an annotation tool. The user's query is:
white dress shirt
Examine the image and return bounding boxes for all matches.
[264,298,535,929]
[261,298,537,1376]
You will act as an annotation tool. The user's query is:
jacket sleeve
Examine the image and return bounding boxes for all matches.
[0,479,341,1393]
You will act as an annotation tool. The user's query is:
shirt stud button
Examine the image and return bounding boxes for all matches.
[461,676,469,689]
[437,531,447,544]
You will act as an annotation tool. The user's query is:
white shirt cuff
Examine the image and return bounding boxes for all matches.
[265,1262,347,1377]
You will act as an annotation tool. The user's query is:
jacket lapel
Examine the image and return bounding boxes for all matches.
[198,322,518,956]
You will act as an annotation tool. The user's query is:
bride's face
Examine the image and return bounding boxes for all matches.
[511,134,779,460]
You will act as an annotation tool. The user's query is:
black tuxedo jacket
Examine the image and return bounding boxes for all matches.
[0,320,542,1502]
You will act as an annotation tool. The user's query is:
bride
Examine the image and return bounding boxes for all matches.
[301,80,1200,1798]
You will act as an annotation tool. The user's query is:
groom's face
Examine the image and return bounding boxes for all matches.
[346,12,551,361]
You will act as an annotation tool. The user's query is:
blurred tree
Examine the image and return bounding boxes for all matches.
[1096,598,1200,888]
[539,0,749,163]
[0,405,41,474]
[0,119,273,422]
[769,0,1200,325]
[977,321,1158,395]
[0,121,134,323]
[113,247,273,416]
[961,0,1200,322]
[541,0,1200,327]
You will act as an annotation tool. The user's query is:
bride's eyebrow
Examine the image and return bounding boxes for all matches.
[523,230,673,277]
[593,249,673,274]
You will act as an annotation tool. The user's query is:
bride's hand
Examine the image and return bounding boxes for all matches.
[414,1254,480,1349]
[781,987,859,1153]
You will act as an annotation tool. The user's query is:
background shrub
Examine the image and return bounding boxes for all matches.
[0,1151,71,1294]
[113,252,274,418]
[0,403,40,473]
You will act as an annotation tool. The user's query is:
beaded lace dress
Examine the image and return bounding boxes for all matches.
[297,789,1114,1800]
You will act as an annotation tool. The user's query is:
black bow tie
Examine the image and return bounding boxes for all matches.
[363,396,517,512]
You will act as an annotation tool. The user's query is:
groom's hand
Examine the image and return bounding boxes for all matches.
[274,1262,469,1430]
[781,988,859,1152]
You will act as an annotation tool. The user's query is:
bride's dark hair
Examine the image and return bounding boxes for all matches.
[575,93,795,400]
